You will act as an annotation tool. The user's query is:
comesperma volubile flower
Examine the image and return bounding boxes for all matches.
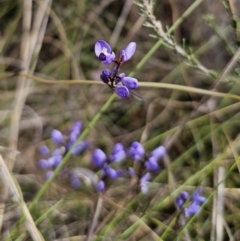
[39,145,49,156]
[122,77,138,90]
[184,202,201,218]
[92,148,107,167]
[128,142,145,161]
[38,121,88,183]
[115,85,129,98]
[120,42,136,62]
[109,143,126,163]
[150,146,166,160]
[97,180,105,192]
[192,188,207,204]
[94,40,139,99]
[95,40,115,65]
[144,145,166,172]
[100,69,112,83]
[176,191,189,207]
[51,129,64,145]
[140,172,151,194]
[144,156,159,172]
[176,188,206,218]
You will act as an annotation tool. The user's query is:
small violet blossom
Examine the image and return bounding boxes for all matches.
[140,172,151,194]
[176,188,206,218]
[92,144,128,192]
[94,40,138,98]
[128,142,145,161]
[94,40,115,65]
[38,121,89,186]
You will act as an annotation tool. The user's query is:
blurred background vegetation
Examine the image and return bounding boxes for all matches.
[1,0,240,240]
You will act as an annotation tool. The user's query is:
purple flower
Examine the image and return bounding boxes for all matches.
[68,122,82,144]
[100,69,112,83]
[150,146,166,160]
[122,77,138,90]
[176,189,206,218]
[112,143,124,153]
[52,148,62,156]
[92,148,107,167]
[120,42,136,62]
[70,141,88,156]
[51,129,64,145]
[180,191,189,201]
[105,166,118,179]
[38,159,49,169]
[145,156,159,172]
[128,142,145,161]
[184,202,201,218]
[97,180,105,192]
[192,188,206,204]
[176,191,189,207]
[176,196,184,207]
[95,40,115,65]
[115,86,129,98]
[109,143,126,163]
[140,172,151,194]
[109,150,126,163]
[39,145,49,156]
[48,155,62,169]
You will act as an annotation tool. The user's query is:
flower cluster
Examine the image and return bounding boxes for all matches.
[95,40,138,98]
[128,142,166,193]
[38,121,88,187]
[92,141,166,194]
[176,188,206,218]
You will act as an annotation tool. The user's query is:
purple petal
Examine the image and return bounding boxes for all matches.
[180,191,189,201]
[192,188,206,204]
[100,69,112,83]
[112,143,124,153]
[52,148,62,156]
[140,183,148,194]
[120,42,136,62]
[105,166,118,179]
[140,172,151,183]
[176,196,184,207]
[115,86,129,98]
[51,129,64,145]
[71,141,88,156]
[184,202,201,218]
[150,146,166,160]
[94,40,112,57]
[109,149,126,163]
[122,77,138,90]
[97,180,105,192]
[102,51,115,65]
[39,145,49,156]
[128,142,145,161]
[38,159,49,169]
[71,121,82,134]
[145,157,159,172]
[48,155,62,168]
[92,148,106,167]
